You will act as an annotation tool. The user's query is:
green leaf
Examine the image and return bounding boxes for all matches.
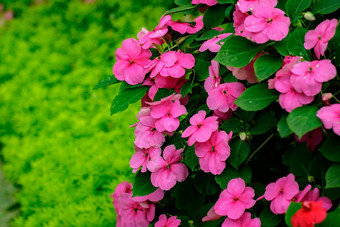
[180,79,194,97]
[286,28,311,61]
[277,113,292,138]
[154,88,175,101]
[320,135,340,162]
[311,0,340,14]
[289,144,312,177]
[254,54,282,82]
[308,154,330,182]
[184,146,199,171]
[235,109,256,122]
[274,39,289,56]
[220,118,242,133]
[228,139,251,169]
[132,171,157,197]
[318,208,340,227]
[329,26,340,67]
[215,165,252,189]
[250,112,277,135]
[175,0,191,6]
[260,207,282,227]
[111,85,149,115]
[325,164,340,189]
[94,76,119,89]
[194,58,210,81]
[285,0,312,21]
[194,172,219,196]
[225,5,234,18]
[234,84,279,111]
[215,36,273,67]
[287,105,322,139]
[203,5,226,29]
[196,30,220,41]
[165,5,196,15]
[218,0,234,3]
[285,202,302,227]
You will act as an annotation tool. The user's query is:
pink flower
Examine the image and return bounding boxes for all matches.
[214,178,256,219]
[113,38,152,85]
[317,104,340,136]
[191,0,218,6]
[148,145,189,191]
[244,5,290,43]
[233,5,253,39]
[139,15,171,49]
[199,33,232,53]
[182,110,219,146]
[290,60,337,96]
[150,51,195,79]
[294,128,323,151]
[154,74,187,91]
[304,19,338,59]
[227,53,262,84]
[132,188,164,204]
[168,16,204,34]
[134,115,165,149]
[296,185,332,211]
[204,60,221,94]
[264,173,299,214]
[207,82,246,113]
[155,214,181,227]
[237,0,277,13]
[130,146,161,173]
[202,207,222,222]
[149,99,187,133]
[222,212,261,227]
[195,130,232,175]
[322,93,333,106]
[278,90,314,112]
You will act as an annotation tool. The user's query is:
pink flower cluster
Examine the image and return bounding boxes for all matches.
[191,0,218,6]
[154,214,181,227]
[263,174,332,214]
[317,104,340,136]
[269,56,336,112]
[233,0,290,44]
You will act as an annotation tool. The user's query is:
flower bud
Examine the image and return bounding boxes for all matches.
[322,93,332,106]
[239,132,247,141]
[304,12,315,21]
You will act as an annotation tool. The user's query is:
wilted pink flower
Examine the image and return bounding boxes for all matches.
[207,82,246,113]
[202,207,222,222]
[149,99,187,132]
[192,0,218,6]
[139,15,171,49]
[182,110,219,146]
[227,53,261,84]
[214,178,256,219]
[150,51,195,79]
[322,93,333,106]
[264,173,299,214]
[304,19,338,59]
[148,145,188,191]
[130,146,161,173]
[296,185,332,211]
[244,5,290,43]
[113,38,152,85]
[295,128,323,151]
[290,60,337,96]
[199,33,232,53]
[134,115,165,149]
[155,214,181,227]
[222,212,261,227]
[316,104,340,136]
[195,130,232,175]
[237,0,277,13]
[214,109,233,124]
[204,60,221,94]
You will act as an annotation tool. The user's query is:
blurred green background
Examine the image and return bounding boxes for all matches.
[0,0,171,226]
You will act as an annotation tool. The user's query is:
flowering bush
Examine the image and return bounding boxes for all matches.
[100,0,340,226]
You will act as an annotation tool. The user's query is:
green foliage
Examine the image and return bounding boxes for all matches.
[285,202,302,227]
[254,54,282,82]
[0,0,171,226]
[132,172,157,197]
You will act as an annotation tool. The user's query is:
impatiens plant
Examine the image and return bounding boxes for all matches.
[97,0,340,226]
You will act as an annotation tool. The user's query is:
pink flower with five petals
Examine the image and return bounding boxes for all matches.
[130,146,161,173]
[222,212,261,227]
[155,214,181,227]
[191,0,218,6]
[204,60,221,94]
[316,104,340,136]
[237,0,277,13]
[199,33,232,53]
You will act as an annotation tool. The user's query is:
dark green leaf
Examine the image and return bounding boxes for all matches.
[220,118,242,133]
[318,207,340,227]
[154,88,175,101]
[184,146,199,171]
[285,0,312,20]
[274,39,289,56]
[203,5,226,29]
[111,86,149,115]
[194,58,210,81]
[228,139,251,169]
[94,76,119,89]
[308,154,330,182]
[223,72,238,83]
[287,105,322,139]
[132,171,157,197]
[311,0,340,14]
[254,54,282,81]
[215,165,252,189]
[165,5,196,15]
[329,26,340,67]
[225,5,234,18]
[320,134,340,162]
[289,144,312,177]
[250,112,277,135]
[180,80,193,97]
[215,36,273,67]
[218,0,234,3]
[286,28,311,60]
[196,30,220,41]
[285,202,302,227]
[278,113,292,138]
[235,84,279,111]
[260,207,282,227]
[235,109,256,122]
[194,172,219,195]
[325,164,340,189]
[175,0,191,6]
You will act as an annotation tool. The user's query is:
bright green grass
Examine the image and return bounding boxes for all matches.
[0,0,171,226]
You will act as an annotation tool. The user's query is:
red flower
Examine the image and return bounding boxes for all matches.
[291,201,327,227]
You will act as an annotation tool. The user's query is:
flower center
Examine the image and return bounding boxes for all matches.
[233,197,239,201]
[267,18,273,24]
[129,59,135,64]
[318,35,322,40]
[197,123,202,128]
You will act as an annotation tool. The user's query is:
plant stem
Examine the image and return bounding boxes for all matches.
[245,133,274,164]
